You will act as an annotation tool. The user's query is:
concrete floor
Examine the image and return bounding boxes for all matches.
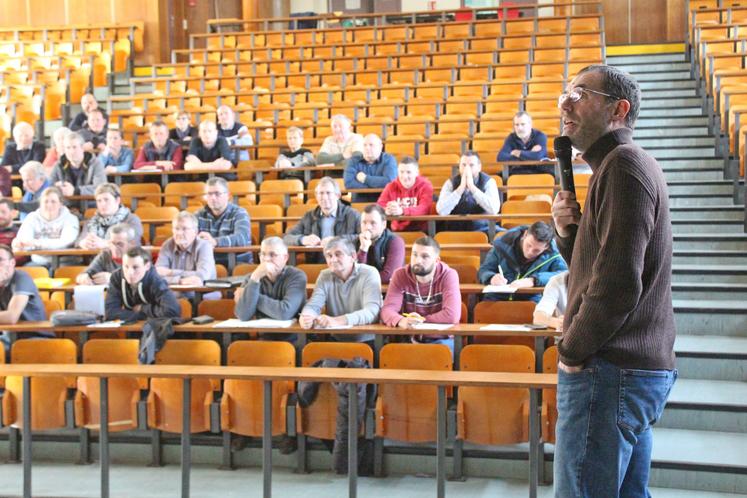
[0,462,746,498]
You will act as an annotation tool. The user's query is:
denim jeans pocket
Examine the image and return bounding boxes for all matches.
[617,368,676,434]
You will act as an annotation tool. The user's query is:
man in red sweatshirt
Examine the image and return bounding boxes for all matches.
[376,156,433,232]
[381,236,461,351]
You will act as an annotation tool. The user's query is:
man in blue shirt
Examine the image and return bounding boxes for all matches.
[343,133,397,203]
[497,111,553,175]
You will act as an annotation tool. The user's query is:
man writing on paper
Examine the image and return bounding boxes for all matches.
[299,237,381,346]
[478,221,567,302]
[234,237,307,341]
[551,65,676,498]
[381,236,461,352]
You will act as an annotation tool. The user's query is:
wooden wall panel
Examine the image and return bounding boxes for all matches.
[0,1,29,28]
[68,0,112,24]
[600,0,685,44]
[667,0,686,41]
[631,0,668,44]
[24,0,64,26]
[600,0,629,45]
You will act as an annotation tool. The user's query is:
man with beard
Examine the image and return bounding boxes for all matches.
[381,236,461,351]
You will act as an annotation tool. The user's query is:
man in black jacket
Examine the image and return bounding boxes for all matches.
[105,247,181,321]
[1,122,46,174]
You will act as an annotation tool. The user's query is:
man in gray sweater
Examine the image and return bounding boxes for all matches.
[234,237,307,341]
[552,65,676,498]
[299,237,381,344]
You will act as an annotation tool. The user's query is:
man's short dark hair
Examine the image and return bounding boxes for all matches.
[461,150,481,164]
[0,199,14,211]
[399,156,418,167]
[527,221,554,244]
[124,246,152,264]
[577,64,641,128]
[0,243,13,259]
[363,204,386,221]
[413,236,440,256]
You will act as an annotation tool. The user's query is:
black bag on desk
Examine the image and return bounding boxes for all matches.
[138,317,179,365]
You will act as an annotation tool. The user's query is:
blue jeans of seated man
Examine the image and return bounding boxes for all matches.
[554,356,676,498]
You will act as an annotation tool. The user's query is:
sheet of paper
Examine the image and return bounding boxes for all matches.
[74,285,107,316]
[87,320,123,329]
[213,318,295,329]
[482,285,517,294]
[411,323,453,331]
[316,325,352,330]
[479,324,533,332]
[169,285,197,289]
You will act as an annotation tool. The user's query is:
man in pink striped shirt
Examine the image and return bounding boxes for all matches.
[380,236,461,351]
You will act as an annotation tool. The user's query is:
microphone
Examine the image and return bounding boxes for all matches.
[554,136,575,195]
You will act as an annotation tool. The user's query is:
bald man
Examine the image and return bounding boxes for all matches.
[185,120,234,171]
[343,133,397,203]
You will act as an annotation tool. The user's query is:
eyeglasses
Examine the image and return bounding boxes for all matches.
[558,87,620,108]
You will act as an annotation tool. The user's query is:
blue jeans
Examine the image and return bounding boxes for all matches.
[554,357,676,498]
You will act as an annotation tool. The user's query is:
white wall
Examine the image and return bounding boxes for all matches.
[401,0,461,11]
[290,0,329,15]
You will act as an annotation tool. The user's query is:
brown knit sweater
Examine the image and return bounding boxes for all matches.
[556,128,676,370]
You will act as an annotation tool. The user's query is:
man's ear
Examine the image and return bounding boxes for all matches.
[612,99,631,124]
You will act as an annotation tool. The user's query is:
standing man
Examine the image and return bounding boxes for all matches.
[551,65,676,498]
[195,177,252,265]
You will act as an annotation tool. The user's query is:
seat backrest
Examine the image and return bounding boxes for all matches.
[197,299,236,320]
[178,298,193,319]
[43,299,62,316]
[302,342,374,366]
[227,340,295,368]
[506,173,555,200]
[501,200,551,229]
[163,182,206,207]
[543,345,558,374]
[460,344,534,373]
[380,343,452,371]
[12,338,77,364]
[246,204,283,241]
[297,264,328,284]
[227,180,257,204]
[434,231,488,245]
[259,178,304,206]
[397,231,427,244]
[53,265,88,279]
[17,266,49,279]
[122,183,161,207]
[83,339,139,364]
[233,263,257,276]
[155,339,221,366]
[474,301,536,324]
[450,263,477,283]
[285,203,311,219]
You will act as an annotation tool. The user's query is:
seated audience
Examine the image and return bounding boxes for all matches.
[0,244,52,348]
[0,199,18,247]
[170,111,198,146]
[497,111,552,176]
[77,183,143,249]
[377,156,433,232]
[381,236,461,350]
[49,131,107,197]
[76,223,139,285]
[316,114,364,166]
[12,187,80,267]
[357,204,404,284]
[69,93,108,131]
[134,121,183,171]
[79,108,108,154]
[156,211,216,286]
[195,177,252,265]
[43,127,71,173]
[478,221,568,302]
[283,176,360,263]
[343,133,397,203]
[217,104,252,162]
[17,161,50,220]
[98,128,134,174]
[533,270,569,331]
[185,120,234,171]
[274,126,315,180]
[435,151,500,232]
[2,121,46,174]
[105,247,181,321]
[234,237,307,340]
[299,237,382,343]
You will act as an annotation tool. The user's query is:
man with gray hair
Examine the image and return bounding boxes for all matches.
[552,64,676,498]
[299,237,381,344]
[284,176,360,263]
[196,177,252,265]
[76,223,139,285]
[234,236,307,340]
[2,121,46,174]
[17,161,50,219]
[343,133,397,203]
[156,211,216,287]
[496,111,552,175]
